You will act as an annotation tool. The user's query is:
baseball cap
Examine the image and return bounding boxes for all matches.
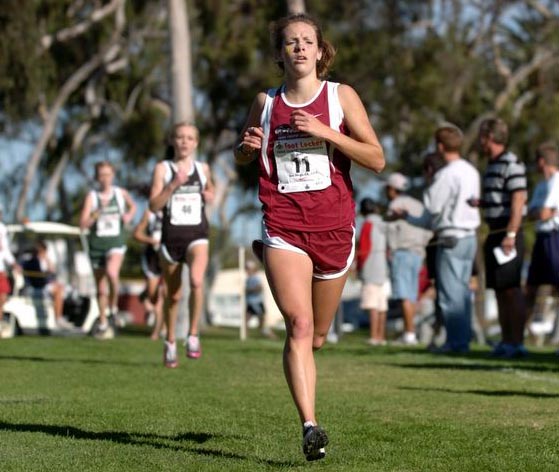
[386,172,409,191]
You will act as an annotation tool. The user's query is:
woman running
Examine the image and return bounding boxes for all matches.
[149,123,215,368]
[235,13,384,461]
[80,161,136,339]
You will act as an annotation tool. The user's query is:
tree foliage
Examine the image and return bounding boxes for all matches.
[0,0,558,229]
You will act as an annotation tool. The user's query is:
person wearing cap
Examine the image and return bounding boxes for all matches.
[385,172,432,345]
[405,125,481,353]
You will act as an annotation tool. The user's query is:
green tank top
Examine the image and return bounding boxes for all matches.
[88,189,126,251]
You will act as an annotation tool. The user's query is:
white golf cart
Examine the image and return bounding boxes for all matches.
[1,221,104,338]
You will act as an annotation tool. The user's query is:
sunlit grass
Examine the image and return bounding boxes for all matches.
[1,328,558,471]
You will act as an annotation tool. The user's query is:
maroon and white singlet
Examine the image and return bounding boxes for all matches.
[258,81,355,277]
[259,81,354,232]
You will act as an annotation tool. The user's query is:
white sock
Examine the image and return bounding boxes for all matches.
[303,420,316,430]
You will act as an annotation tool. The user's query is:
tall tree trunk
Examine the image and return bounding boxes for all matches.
[168,0,194,123]
[167,0,196,331]
[287,0,306,14]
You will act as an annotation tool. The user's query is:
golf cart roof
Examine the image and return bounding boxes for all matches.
[7,221,86,237]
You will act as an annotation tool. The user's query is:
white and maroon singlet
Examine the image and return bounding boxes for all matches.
[258,81,355,232]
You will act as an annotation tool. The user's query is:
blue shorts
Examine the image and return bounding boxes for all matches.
[527,231,559,287]
[390,250,422,302]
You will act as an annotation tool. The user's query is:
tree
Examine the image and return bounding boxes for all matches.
[287,0,306,14]
[14,0,127,221]
[1,0,170,222]
[1,0,558,243]
[168,0,194,123]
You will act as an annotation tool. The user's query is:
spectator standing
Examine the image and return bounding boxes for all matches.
[407,125,481,353]
[475,118,528,358]
[356,198,389,346]
[525,142,559,332]
[386,172,432,345]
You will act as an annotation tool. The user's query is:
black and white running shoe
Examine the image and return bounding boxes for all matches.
[302,424,329,461]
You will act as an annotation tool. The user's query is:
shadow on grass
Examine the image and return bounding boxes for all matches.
[0,421,296,467]
[399,385,559,399]
[369,346,559,373]
[383,359,559,373]
[0,354,155,367]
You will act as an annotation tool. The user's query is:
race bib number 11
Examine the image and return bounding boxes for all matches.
[274,136,331,194]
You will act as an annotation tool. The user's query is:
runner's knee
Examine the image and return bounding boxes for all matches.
[286,315,313,340]
[190,274,204,290]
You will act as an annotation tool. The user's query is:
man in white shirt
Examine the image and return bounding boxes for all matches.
[407,124,481,353]
[525,142,559,318]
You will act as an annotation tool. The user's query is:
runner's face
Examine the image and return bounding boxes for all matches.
[280,22,322,78]
[173,125,199,159]
[96,165,114,189]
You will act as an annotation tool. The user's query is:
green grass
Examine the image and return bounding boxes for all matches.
[1,328,559,471]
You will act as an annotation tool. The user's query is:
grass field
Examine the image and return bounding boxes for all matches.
[1,327,559,471]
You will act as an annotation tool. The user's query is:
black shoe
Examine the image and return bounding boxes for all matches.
[302,425,329,461]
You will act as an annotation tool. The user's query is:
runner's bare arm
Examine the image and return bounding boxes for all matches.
[235,92,267,165]
[329,85,383,172]
[290,85,384,172]
[149,162,178,213]
[79,193,96,230]
[132,210,154,245]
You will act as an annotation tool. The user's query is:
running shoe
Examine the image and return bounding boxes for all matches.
[164,341,178,368]
[94,323,114,340]
[302,424,329,461]
[186,335,202,359]
[56,317,74,330]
